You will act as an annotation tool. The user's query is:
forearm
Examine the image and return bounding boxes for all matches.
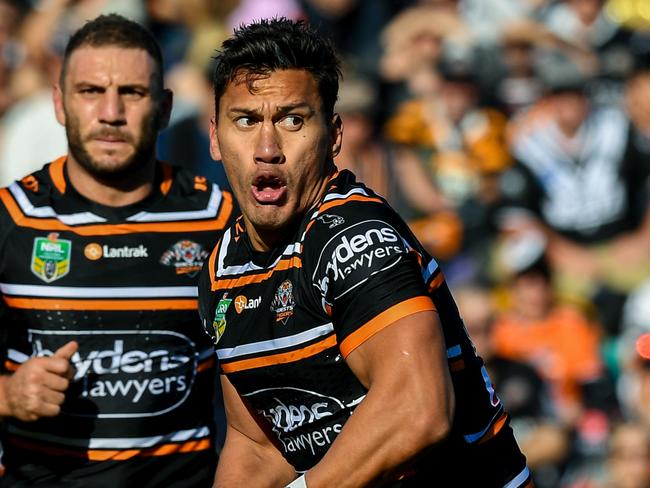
[0,375,12,417]
[214,426,296,488]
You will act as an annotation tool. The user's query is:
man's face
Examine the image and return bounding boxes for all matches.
[211,69,342,250]
[54,46,170,181]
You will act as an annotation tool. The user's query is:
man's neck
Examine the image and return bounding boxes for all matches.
[66,157,156,207]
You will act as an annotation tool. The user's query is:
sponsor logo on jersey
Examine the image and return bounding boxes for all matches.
[314,220,406,299]
[29,329,196,418]
[244,387,352,460]
[160,240,209,277]
[83,242,149,260]
[234,294,261,314]
[317,214,345,229]
[31,233,71,283]
[84,243,102,261]
[213,294,232,342]
[271,279,295,324]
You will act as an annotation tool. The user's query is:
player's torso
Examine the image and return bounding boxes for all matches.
[211,232,367,471]
[0,160,233,461]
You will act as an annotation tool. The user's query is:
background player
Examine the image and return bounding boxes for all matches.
[0,14,234,487]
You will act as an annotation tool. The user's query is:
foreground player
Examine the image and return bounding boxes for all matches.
[199,18,530,487]
[0,14,234,487]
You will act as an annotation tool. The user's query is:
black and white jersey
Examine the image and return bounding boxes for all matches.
[0,156,235,487]
[199,169,530,486]
[501,107,647,243]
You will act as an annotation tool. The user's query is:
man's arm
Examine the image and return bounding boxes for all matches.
[305,309,454,488]
[214,375,297,487]
[0,341,77,421]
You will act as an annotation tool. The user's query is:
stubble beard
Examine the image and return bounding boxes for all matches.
[64,106,161,185]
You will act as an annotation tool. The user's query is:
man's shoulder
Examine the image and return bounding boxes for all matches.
[165,162,232,200]
[161,162,236,226]
[0,159,58,207]
[304,170,401,243]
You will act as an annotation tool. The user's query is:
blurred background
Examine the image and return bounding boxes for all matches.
[1,1,650,486]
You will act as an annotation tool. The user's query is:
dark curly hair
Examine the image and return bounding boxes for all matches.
[212,18,342,119]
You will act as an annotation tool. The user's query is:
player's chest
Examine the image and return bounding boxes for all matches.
[211,266,327,348]
[1,229,213,286]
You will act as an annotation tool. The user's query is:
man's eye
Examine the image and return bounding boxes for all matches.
[79,87,101,95]
[235,116,256,128]
[278,115,303,130]
[121,89,146,99]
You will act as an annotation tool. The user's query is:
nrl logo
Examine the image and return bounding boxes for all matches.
[317,214,345,229]
[271,279,295,325]
[212,294,232,343]
[31,233,71,283]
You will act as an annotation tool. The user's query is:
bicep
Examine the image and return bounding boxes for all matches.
[345,310,454,425]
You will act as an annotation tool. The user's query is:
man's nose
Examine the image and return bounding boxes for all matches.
[254,123,284,165]
[98,91,126,125]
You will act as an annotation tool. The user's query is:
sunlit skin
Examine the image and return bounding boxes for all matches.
[210,69,342,251]
[53,46,171,206]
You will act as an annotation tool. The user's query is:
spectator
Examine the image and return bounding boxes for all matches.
[491,234,610,425]
[499,70,650,336]
[384,53,511,279]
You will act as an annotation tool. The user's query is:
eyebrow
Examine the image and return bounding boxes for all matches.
[72,81,151,91]
[228,102,314,116]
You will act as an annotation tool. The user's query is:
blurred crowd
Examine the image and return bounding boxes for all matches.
[1,0,650,486]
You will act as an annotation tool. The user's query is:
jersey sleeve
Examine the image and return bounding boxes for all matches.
[308,201,435,358]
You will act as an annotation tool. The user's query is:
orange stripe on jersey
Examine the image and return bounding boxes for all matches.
[211,256,302,291]
[0,189,234,235]
[318,195,383,215]
[197,356,215,372]
[4,360,19,372]
[427,272,444,293]
[6,436,211,460]
[478,412,508,445]
[207,241,221,290]
[49,156,67,194]
[221,335,337,373]
[160,163,173,195]
[339,296,436,358]
[4,297,198,311]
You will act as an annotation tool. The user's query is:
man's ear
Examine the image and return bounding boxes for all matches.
[330,113,343,158]
[158,88,173,130]
[52,84,66,126]
[209,117,222,161]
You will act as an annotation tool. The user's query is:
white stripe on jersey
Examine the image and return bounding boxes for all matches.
[216,322,334,360]
[9,183,107,224]
[321,187,370,202]
[0,283,197,298]
[9,182,223,224]
[127,183,223,222]
[504,467,531,488]
[215,229,302,278]
[7,348,29,363]
[5,424,211,449]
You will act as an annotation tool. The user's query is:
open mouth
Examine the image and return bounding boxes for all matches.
[251,175,287,204]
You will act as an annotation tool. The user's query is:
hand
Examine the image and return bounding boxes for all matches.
[1,341,78,421]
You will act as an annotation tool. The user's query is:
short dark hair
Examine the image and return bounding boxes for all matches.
[212,18,341,119]
[60,14,164,93]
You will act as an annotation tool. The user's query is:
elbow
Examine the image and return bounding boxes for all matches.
[413,392,455,448]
